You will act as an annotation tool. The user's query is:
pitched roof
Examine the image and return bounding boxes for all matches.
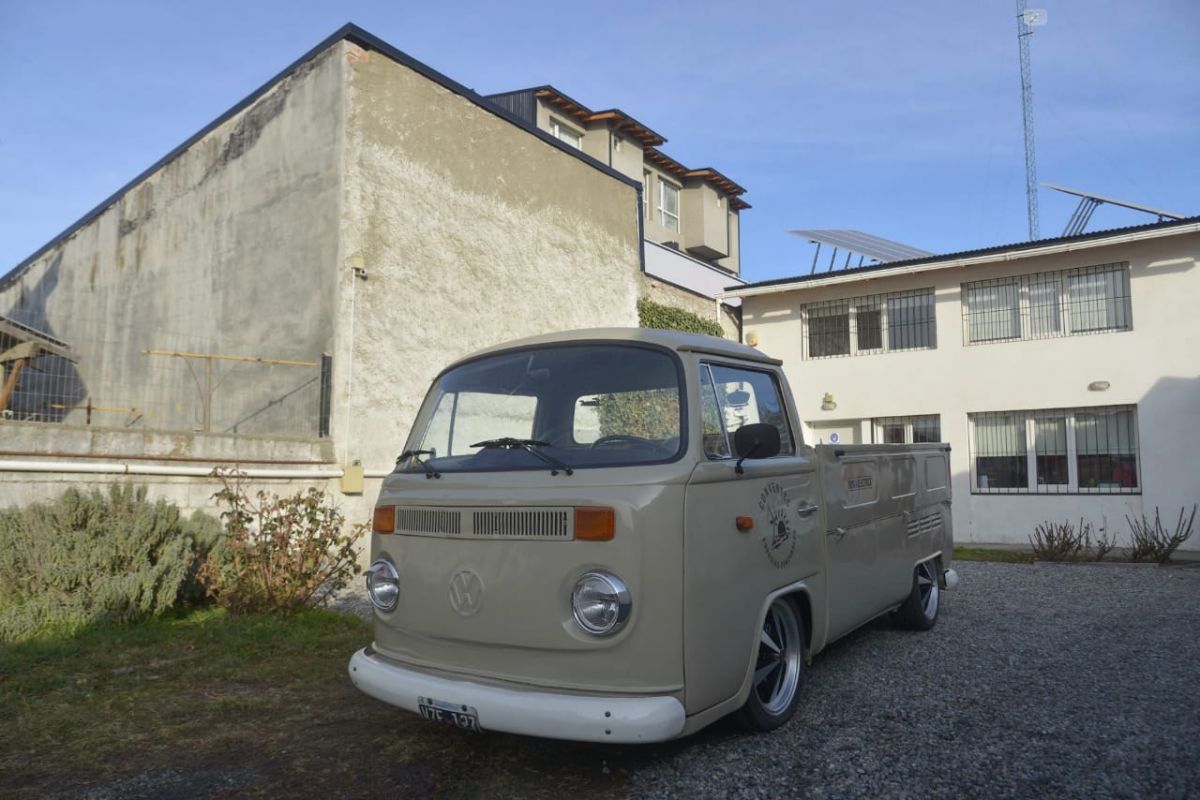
[2,24,642,288]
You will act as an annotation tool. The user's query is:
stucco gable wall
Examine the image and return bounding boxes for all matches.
[335,45,642,470]
[0,43,347,441]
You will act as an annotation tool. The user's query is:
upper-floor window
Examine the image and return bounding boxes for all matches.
[873,414,941,444]
[803,289,936,359]
[658,180,680,232]
[549,117,583,150]
[642,171,652,219]
[962,262,1131,345]
[968,404,1139,494]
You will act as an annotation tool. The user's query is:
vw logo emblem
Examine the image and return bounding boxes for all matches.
[448,570,484,617]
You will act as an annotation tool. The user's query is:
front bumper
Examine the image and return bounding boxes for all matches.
[348,648,686,744]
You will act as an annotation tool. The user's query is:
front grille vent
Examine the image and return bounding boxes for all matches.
[906,512,943,538]
[472,509,570,539]
[392,506,573,540]
[395,508,462,536]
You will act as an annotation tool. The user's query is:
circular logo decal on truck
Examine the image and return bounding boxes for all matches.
[448,570,484,617]
[758,481,797,568]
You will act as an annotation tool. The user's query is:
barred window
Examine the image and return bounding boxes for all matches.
[963,263,1131,345]
[803,289,935,359]
[968,405,1139,494]
[872,414,941,444]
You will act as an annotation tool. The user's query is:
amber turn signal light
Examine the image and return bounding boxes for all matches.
[373,505,396,534]
[574,506,615,541]
[736,516,754,532]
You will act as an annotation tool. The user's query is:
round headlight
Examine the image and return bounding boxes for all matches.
[571,571,631,636]
[365,558,400,611]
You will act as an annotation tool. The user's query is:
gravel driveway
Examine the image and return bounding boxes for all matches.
[336,560,1200,799]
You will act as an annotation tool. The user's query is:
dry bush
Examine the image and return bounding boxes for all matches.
[1029,519,1091,561]
[198,469,366,614]
[1126,506,1197,564]
[1092,523,1119,561]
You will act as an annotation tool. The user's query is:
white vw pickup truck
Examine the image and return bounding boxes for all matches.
[349,328,956,743]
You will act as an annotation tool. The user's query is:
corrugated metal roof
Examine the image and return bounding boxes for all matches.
[731,216,1200,293]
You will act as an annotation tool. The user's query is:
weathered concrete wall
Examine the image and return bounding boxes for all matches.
[0,421,333,463]
[0,44,347,439]
[331,43,643,477]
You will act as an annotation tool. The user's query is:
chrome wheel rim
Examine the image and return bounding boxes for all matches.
[917,560,939,619]
[753,598,802,715]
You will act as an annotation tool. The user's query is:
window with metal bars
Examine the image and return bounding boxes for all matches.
[968,405,1139,494]
[802,289,935,359]
[872,414,941,444]
[962,263,1131,345]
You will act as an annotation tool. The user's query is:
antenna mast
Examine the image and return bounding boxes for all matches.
[1016,1,1045,240]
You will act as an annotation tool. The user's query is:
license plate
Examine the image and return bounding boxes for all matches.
[417,696,482,732]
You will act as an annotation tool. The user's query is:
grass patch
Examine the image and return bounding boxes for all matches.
[0,608,375,796]
[954,546,1034,564]
[0,608,637,799]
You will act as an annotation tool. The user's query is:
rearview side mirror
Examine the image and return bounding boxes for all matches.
[733,423,781,474]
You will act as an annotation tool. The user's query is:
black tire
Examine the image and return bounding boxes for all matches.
[737,596,805,732]
[894,559,940,631]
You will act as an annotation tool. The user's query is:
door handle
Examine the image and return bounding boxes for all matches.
[796,503,820,518]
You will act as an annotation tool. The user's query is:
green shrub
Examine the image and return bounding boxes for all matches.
[0,485,220,642]
[198,469,366,615]
[637,297,724,337]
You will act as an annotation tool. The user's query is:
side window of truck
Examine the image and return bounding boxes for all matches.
[699,368,732,458]
[704,364,796,458]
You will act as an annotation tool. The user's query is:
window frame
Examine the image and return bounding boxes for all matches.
[968,405,1140,495]
[801,288,936,360]
[658,179,680,233]
[871,414,941,444]
[699,361,797,461]
[549,117,583,150]
[962,263,1132,346]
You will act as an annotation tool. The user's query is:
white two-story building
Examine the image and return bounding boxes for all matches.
[724,218,1200,552]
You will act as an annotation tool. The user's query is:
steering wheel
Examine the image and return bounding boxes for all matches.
[592,434,654,447]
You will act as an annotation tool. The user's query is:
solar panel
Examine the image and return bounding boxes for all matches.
[788,229,933,264]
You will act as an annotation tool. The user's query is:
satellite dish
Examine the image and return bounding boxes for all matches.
[1022,9,1047,26]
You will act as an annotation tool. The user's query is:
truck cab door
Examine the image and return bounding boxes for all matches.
[681,363,824,715]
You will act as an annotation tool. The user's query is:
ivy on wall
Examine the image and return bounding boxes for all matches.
[636,297,724,338]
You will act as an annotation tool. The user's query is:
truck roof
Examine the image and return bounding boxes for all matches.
[451,327,781,369]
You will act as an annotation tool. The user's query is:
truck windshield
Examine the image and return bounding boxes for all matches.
[400,344,685,473]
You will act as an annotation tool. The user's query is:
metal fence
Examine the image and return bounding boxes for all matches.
[0,308,331,439]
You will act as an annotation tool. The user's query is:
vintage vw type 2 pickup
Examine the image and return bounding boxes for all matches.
[349,328,957,742]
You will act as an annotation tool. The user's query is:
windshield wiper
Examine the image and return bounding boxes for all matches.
[470,437,574,476]
[397,449,441,479]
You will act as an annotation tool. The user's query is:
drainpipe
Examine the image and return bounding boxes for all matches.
[0,459,344,478]
[344,257,368,466]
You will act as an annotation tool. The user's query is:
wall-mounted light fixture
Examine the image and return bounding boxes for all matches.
[1088,381,1111,392]
[744,331,759,347]
[821,393,837,411]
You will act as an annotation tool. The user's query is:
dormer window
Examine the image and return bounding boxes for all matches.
[549,117,583,150]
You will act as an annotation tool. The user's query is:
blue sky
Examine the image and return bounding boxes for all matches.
[1,0,1196,283]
